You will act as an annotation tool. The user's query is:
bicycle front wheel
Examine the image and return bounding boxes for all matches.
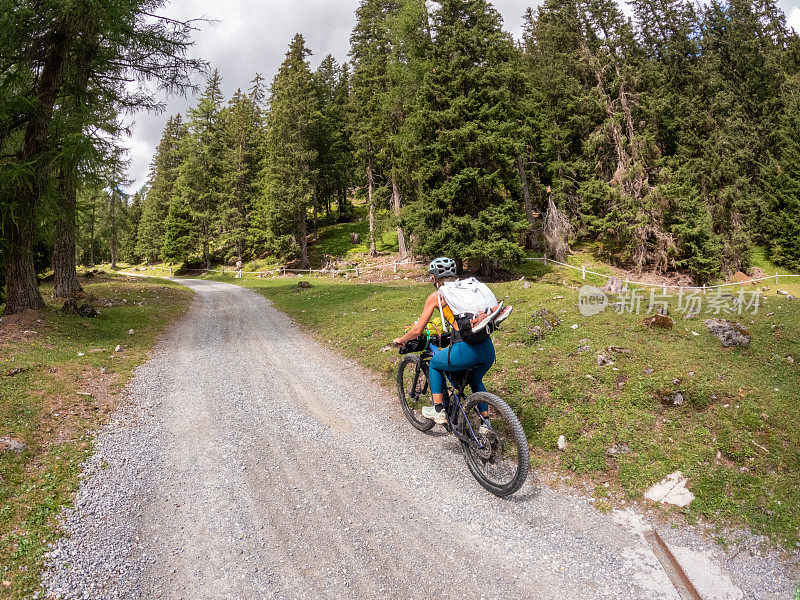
[397,354,434,431]
[459,392,529,496]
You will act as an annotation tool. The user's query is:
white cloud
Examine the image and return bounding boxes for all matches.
[788,7,800,33]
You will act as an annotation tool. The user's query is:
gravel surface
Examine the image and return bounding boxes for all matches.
[42,279,798,599]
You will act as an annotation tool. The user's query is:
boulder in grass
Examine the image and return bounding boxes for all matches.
[748,267,766,280]
[601,276,624,295]
[293,281,312,292]
[0,437,27,453]
[642,313,674,329]
[704,318,751,348]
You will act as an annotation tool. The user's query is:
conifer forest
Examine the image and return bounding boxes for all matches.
[2,0,800,314]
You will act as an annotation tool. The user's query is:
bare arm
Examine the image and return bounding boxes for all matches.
[393,291,440,346]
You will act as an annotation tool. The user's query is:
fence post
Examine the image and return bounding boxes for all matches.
[282,268,285,276]
[170,267,173,275]
[221,267,224,276]
[702,284,706,295]
[543,255,548,266]
[624,279,628,292]
[776,271,779,284]
[662,284,667,294]
[581,264,586,279]
[393,261,398,274]
[355,265,360,277]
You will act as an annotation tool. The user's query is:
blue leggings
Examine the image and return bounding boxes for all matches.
[429,338,495,401]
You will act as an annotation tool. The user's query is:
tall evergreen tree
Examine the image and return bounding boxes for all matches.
[137,114,188,263]
[219,88,262,261]
[407,0,528,274]
[255,34,318,267]
[311,55,355,225]
[177,69,224,269]
[349,0,403,256]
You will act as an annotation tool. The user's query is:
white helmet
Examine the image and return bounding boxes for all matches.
[428,257,457,279]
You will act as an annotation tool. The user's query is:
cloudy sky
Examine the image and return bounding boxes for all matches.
[124,0,800,192]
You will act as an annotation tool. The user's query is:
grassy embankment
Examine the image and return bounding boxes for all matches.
[0,272,192,598]
[196,221,800,553]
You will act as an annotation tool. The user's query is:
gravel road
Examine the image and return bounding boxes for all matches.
[43,280,798,600]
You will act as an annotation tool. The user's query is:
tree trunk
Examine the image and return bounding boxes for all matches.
[299,207,309,268]
[367,157,377,256]
[109,191,118,270]
[4,22,71,314]
[517,154,536,228]
[391,176,408,259]
[53,162,84,298]
[89,196,96,267]
[312,185,318,241]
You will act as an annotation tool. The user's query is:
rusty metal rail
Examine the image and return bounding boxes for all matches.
[644,528,705,600]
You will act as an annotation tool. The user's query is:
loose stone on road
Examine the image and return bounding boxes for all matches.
[43,280,796,599]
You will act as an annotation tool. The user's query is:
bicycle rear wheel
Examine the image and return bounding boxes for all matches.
[459,392,529,496]
[397,354,434,431]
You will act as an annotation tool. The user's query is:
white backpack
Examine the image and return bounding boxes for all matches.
[439,277,498,316]
[438,278,498,343]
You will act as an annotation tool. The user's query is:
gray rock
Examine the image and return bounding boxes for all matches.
[597,353,614,367]
[601,276,624,295]
[704,318,751,348]
[1,437,27,453]
[557,435,567,451]
[115,345,122,352]
[349,232,361,244]
[606,443,631,457]
[661,391,684,406]
[128,329,135,335]
[577,345,591,353]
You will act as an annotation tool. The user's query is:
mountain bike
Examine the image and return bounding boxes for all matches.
[396,333,529,497]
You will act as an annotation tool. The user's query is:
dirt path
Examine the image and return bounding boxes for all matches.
[43,280,796,600]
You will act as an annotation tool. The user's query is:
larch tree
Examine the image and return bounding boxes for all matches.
[0,0,203,314]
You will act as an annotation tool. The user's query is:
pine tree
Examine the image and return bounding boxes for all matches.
[120,187,145,265]
[160,194,196,263]
[178,69,225,269]
[137,115,188,263]
[311,55,354,225]
[349,0,404,256]
[219,88,262,261]
[255,34,318,267]
[407,0,528,274]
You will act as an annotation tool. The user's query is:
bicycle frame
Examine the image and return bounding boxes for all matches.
[417,342,490,447]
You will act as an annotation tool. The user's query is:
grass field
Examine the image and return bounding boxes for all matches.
[214,259,800,553]
[0,273,192,598]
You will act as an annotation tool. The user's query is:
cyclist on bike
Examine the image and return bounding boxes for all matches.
[393,257,511,425]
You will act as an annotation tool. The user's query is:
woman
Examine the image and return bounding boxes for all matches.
[393,257,510,424]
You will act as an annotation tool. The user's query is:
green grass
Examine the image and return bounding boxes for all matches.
[0,274,192,598]
[311,211,399,265]
[215,265,800,551]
